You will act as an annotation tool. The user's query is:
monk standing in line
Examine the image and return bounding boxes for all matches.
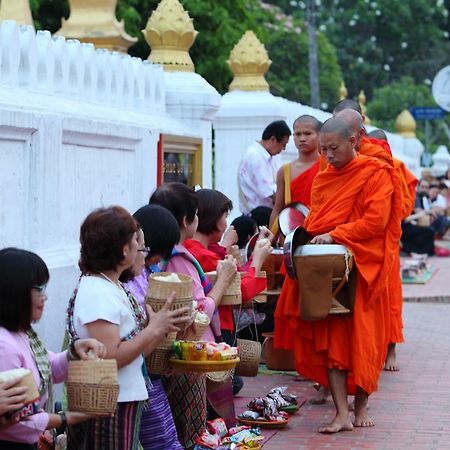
[270,115,321,356]
[295,117,402,432]
[333,103,407,372]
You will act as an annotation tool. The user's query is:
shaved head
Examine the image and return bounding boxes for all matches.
[334,109,364,133]
[320,117,352,138]
[368,129,388,141]
[333,99,362,114]
[293,114,322,132]
[319,117,356,168]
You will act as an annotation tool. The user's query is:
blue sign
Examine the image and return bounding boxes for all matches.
[410,106,446,120]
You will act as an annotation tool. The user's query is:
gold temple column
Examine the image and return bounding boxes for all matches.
[57,0,136,54]
[338,80,348,100]
[227,31,271,92]
[0,0,34,27]
[142,0,198,72]
[358,90,371,125]
[396,110,417,138]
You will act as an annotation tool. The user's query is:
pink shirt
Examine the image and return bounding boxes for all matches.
[165,244,216,342]
[0,327,68,444]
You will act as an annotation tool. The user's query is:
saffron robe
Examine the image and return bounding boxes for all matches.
[363,137,415,344]
[274,161,319,351]
[294,154,402,394]
[184,239,266,331]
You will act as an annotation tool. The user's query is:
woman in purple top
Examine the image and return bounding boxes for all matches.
[0,248,106,449]
[123,204,184,450]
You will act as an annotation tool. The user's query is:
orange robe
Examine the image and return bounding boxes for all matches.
[274,161,319,351]
[294,154,402,394]
[363,137,419,344]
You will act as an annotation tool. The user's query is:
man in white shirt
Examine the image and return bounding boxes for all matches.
[238,120,291,214]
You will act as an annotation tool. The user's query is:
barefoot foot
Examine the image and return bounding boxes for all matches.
[353,411,375,427]
[318,414,353,434]
[310,386,330,405]
[384,343,399,371]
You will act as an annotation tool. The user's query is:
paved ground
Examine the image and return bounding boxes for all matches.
[236,259,450,449]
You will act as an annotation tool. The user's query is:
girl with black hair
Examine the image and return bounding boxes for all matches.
[0,248,106,449]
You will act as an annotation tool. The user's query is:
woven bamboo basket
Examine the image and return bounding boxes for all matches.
[170,357,240,373]
[67,359,119,414]
[186,318,210,341]
[146,347,172,375]
[0,369,40,404]
[254,271,267,303]
[206,271,242,305]
[146,272,194,317]
[234,338,261,377]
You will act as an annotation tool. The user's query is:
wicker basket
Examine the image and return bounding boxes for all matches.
[206,271,242,305]
[146,347,172,375]
[67,359,119,415]
[0,369,40,404]
[254,271,267,303]
[234,338,261,377]
[146,272,194,317]
[186,318,210,341]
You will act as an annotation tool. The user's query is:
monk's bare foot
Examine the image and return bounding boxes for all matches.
[318,413,353,434]
[353,408,375,428]
[349,398,369,411]
[353,390,374,428]
[310,386,330,405]
[384,343,399,371]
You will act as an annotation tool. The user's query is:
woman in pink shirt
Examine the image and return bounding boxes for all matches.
[0,248,106,449]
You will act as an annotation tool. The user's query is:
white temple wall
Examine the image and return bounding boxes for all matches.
[0,21,189,353]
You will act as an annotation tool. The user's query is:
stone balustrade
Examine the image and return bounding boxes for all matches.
[0,20,165,114]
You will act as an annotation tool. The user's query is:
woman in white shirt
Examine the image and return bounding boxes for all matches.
[66,206,191,450]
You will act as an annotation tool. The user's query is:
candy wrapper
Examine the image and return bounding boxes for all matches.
[228,426,251,435]
[207,418,228,438]
[240,410,260,420]
[269,386,297,405]
[195,430,220,448]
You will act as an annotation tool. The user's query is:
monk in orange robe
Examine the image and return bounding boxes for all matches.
[334,105,409,374]
[269,115,321,353]
[295,117,402,433]
[368,129,418,370]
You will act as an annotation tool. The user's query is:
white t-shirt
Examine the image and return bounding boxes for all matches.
[238,141,281,214]
[73,276,148,402]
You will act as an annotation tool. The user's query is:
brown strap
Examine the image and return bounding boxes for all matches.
[284,163,291,205]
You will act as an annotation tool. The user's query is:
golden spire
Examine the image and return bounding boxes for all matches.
[338,81,347,100]
[395,109,416,138]
[0,0,34,27]
[57,0,137,54]
[143,0,198,72]
[358,90,371,125]
[227,31,271,92]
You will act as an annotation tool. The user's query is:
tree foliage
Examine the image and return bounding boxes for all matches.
[267,0,450,101]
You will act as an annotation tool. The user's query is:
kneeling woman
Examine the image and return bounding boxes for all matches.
[0,248,106,449]
[66,206,191,450]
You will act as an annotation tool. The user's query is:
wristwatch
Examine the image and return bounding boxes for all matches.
[57,411,68,431]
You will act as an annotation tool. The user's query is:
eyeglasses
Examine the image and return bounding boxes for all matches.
[32,284,47,294]
[138,247,151,258]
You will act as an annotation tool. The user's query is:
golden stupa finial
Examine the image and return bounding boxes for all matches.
[395,109,416,138]
[0,0,34,27]
[143,0,198,72]
[57,0,137,54]
[227,31,271,92]
[338,81,347,100]
[358,90,371,125]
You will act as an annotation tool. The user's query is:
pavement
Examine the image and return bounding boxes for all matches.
[236,256,450,449]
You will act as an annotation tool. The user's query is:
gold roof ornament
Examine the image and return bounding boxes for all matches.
[227,31,271,92]
[143,0,198,72]
[338,80,347,100]
[395,109,416,138]
[0,0,34,27]
[57,0,137,54]
[358,90,371,125]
